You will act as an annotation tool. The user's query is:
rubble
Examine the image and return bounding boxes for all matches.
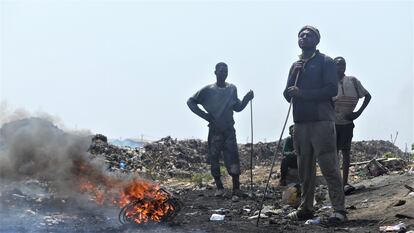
[366,159,389,177]
[88,133,410,183]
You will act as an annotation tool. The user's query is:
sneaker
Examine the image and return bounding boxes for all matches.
[287,209,314,221]
[232,189,248,198]
[344,184,356,195]
[214,189,226,197]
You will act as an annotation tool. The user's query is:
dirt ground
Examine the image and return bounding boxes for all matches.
[1,167,413,233]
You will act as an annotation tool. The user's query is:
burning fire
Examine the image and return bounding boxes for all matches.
[117,179,175,224]
[75,160,177,224]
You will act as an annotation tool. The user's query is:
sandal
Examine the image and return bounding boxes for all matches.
[327,211,348,224]
[344,184,356,195]
[287,209,314,221]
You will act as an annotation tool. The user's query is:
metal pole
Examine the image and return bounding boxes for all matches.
[250,99,254,191]
[256,71,300,226]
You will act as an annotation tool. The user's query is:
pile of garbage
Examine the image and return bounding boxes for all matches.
[351,140,405,162]
[89,134,409,181]
[88,135,210,179]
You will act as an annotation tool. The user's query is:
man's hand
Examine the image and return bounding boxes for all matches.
[243,90,254,102]
[287,86,301,97]
[205,113,214,123]
[292,60,305,76]
[345,112,361,121]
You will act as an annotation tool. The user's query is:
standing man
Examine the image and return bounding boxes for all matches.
[187,62,254,198]
[333,56,371,194]
[283,26,346,223]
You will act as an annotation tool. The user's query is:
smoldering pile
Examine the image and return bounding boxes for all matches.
[0,118,182,229]
[0,117,96,193]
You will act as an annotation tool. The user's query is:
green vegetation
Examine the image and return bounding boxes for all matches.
[190,172,213,186]
[383,152,396,159]
[189,166,227,185]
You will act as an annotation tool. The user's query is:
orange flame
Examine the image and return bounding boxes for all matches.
[75,160,174,224]
[117,179,175,224]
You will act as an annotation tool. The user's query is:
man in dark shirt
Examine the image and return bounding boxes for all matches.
[279,125,297,186]
[187,62,254,198]
[283,26,346,223]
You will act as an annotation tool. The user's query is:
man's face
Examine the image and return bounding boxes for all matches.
[335,59,346,75]
[215,64,228,83]
[289,127,294,136]
[298,29,318,49]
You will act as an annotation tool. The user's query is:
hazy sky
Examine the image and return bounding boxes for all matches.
[1,0,413,150]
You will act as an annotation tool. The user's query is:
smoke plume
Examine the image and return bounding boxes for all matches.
[0,117,100,194]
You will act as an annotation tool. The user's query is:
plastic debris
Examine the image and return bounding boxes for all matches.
[305,217,321,225]
[210,214,225,221]
[379,222,406,232]
[248,214,268,219]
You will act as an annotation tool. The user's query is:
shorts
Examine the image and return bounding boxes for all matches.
[335,123,354,150]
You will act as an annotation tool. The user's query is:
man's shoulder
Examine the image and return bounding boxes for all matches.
[316,51,334,63]
[226,83,237,89]
[199,83,216,91]
[345,76,359,82]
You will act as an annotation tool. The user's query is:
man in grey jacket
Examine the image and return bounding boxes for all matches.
[187,62,254,198]
[283,26,346,223]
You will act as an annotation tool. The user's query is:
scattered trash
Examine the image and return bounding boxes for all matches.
[24,209,36,215]
[243,208,251,213]
[12,193,25,198]
[281,185,300,207]
[185,212,198,216]
[318,205,332,211]
[392,199,406,207]
[347,205,357,210]
[248,214,268,219]
[209,214,225,221]
[379,158,407,171]
[305,217,321,225]
[366,159,389,177]
[212,208,229,214]
[379,222,406,232]
[231,195,239,202]
[404,185,414,192]
[395,213,414,219]
[119,160,126,169]
[253,205,283,216]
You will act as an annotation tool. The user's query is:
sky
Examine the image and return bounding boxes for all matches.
[0,0,413,150]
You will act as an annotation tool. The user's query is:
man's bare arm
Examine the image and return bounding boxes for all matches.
[187,98,211,122]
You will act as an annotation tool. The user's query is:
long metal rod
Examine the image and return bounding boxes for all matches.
[256,71,300,226]
[250,99,254,191]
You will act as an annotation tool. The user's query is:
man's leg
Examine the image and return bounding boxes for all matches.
[294,123,316,213]
[342,149,351,186]
[279,157,289,186]
[342,123,354,186]
[208,128,224,190]
[222,128,241,194]
[312,121,345,213]
[336,123,354,187]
